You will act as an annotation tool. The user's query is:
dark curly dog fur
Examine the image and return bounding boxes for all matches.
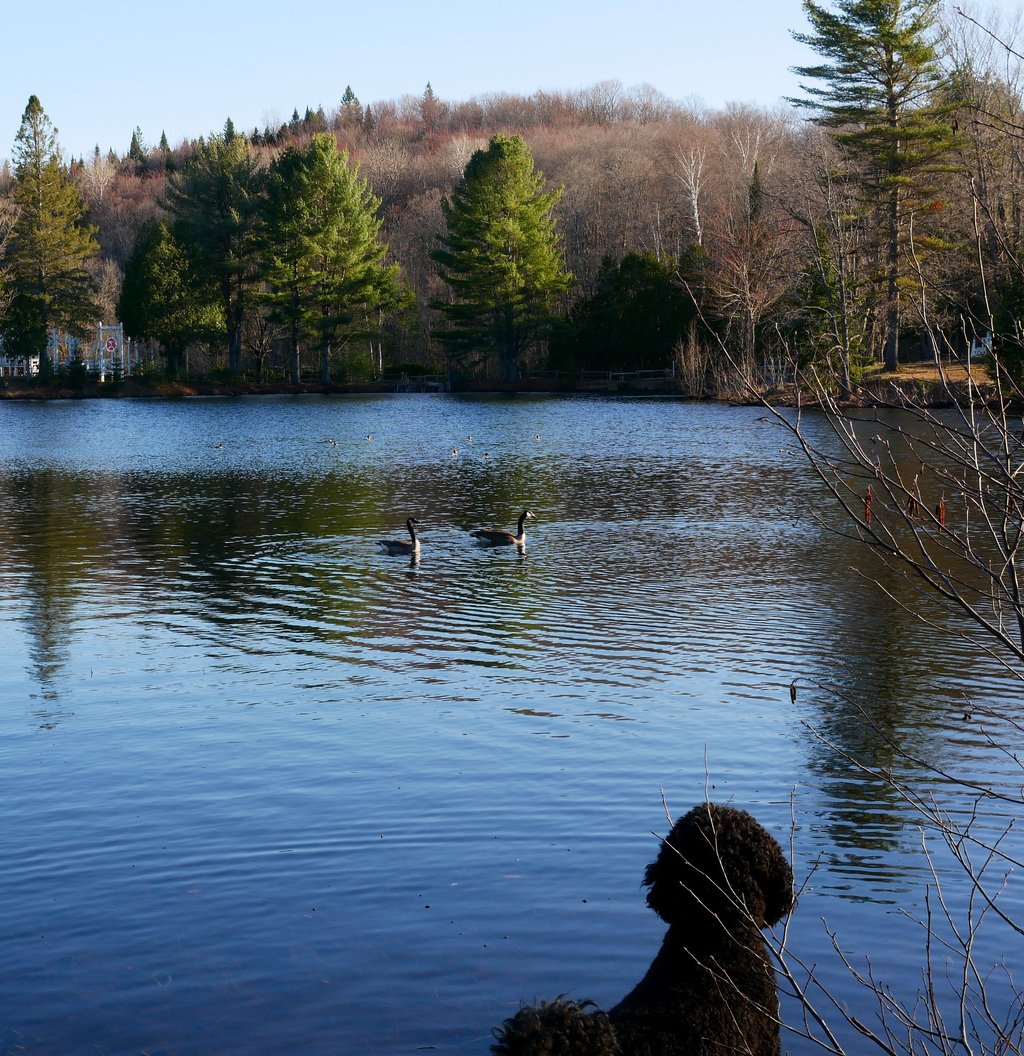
[492,998,617,1056]
[492,802,794,1056]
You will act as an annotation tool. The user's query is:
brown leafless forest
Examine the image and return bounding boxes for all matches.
[4,8,1023,388]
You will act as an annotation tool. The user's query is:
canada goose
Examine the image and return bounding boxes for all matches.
[471,510,534,546]
[378,518,421,556]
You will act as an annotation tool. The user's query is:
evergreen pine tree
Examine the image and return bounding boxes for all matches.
[262,133,401,383]
[128,126,146,162]
[791,0,955,371]
[5,95,98,371]
[119,220,223,376]
[748,160,764,225]
[550,252,697,373]
[339,86,363,129]
[165,133,264,372]
[432,134,572,380]
[420,82,441,132]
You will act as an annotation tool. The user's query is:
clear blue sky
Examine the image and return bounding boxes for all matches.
[1,0,1019,162]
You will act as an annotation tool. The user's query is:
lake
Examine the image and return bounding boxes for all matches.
[0,393,1020,1055]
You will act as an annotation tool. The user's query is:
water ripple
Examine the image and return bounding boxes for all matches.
[0,395,1020,1055]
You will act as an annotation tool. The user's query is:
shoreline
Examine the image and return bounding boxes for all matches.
[0,376,698,402]
[0,370,995,408]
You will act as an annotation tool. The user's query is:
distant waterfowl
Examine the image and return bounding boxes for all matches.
[452,447,459,458]
[471,509,534,547]
[482,452,490,460]
[378,518,421,556]
[366,434,374,441]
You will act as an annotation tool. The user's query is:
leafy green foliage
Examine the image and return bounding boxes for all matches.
[792,0,955,190]
[262,133,401,383]
[119,219,223,376]
[165,132,265,372]
[4,96,98,369]
[338,87,362,129]
[791,0,956,371]
[432,134,572,380]
[128,127,146,163]
[788,222,875,386]
[550,252,697,372]
[793,1,944,124]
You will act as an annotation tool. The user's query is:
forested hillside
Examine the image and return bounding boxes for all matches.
[1,2,1022,392]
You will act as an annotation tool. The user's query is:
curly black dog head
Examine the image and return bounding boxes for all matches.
[643,802,793,929]
[491,997,619,1056]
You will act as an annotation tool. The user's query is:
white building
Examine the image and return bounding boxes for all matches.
[0,324,143,380]
[0,352,40,378]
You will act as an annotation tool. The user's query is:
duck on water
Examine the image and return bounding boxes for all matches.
[471,510,535,547]
[378,518,420,556]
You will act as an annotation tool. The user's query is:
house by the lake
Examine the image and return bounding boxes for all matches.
[0,324,143,380]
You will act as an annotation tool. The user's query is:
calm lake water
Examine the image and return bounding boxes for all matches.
[0,394,1020,1055]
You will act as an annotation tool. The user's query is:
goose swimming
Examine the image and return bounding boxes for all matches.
[471,510,534,547]
[378,517,421,556]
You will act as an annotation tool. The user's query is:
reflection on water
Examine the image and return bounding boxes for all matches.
[0,395,1020,1054]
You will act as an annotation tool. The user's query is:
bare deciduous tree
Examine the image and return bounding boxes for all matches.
[77,149,117,206]
[673,143,708,246]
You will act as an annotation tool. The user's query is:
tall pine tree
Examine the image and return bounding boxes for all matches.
[5,95,98,372]
[128,126,146,163]
[791,0,955,372]
[165,131,264,373]
[338,86,362,129]
[262,133,400,383]
[432,134,572,381]
[119,219,223,376]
